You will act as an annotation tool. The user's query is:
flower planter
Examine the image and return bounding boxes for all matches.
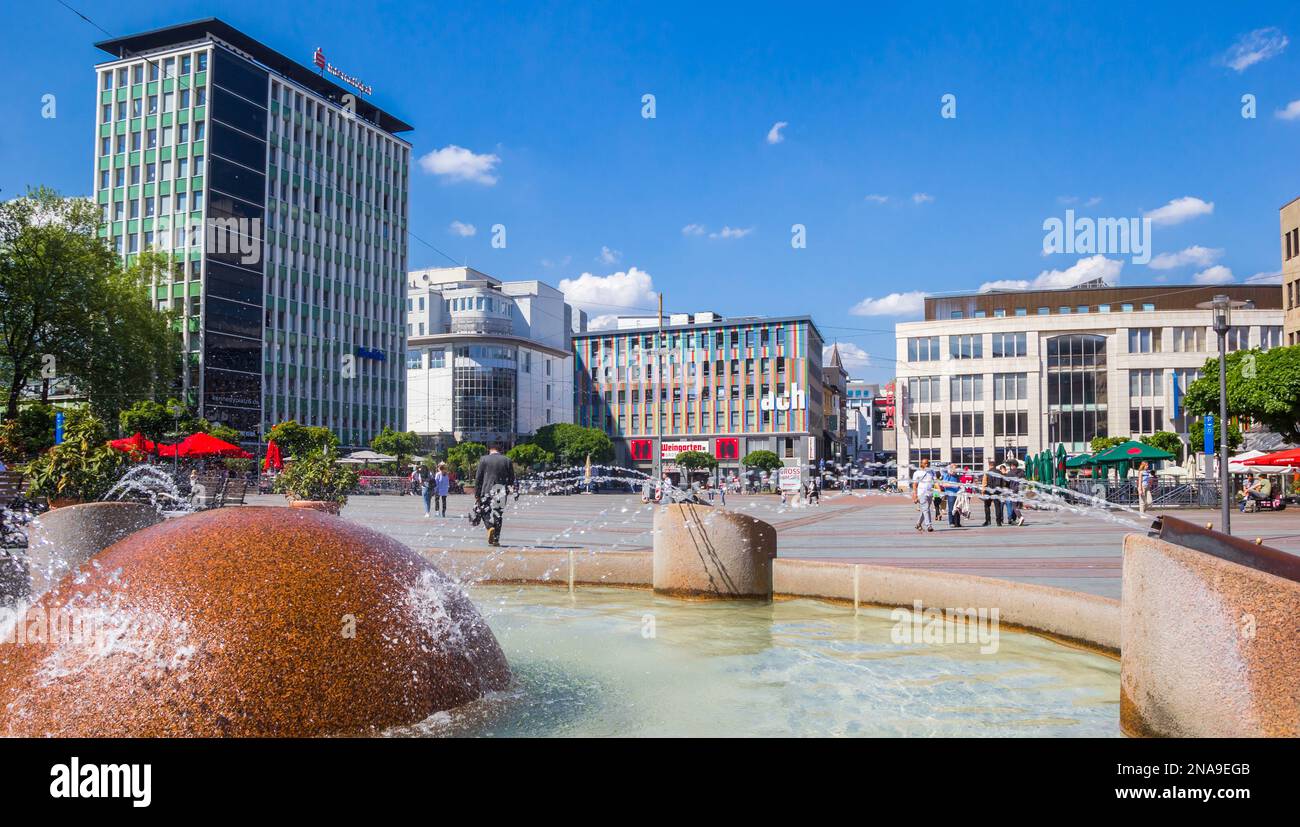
[289,499,341,515]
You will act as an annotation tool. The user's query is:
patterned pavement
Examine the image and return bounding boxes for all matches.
[248,490,1300,600]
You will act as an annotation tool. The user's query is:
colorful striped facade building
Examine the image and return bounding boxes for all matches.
[573,313,829,480]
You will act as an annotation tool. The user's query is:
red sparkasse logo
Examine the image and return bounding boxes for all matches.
[311,47,374,96]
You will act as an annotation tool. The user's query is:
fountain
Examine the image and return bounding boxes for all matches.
[0,506,509,737]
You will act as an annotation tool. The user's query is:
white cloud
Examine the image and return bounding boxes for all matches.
[709,226,753,240]
[912,193,934,204]
[766,121,788,144]
[558,267,657,329]
[1144,196,1214,226]
[681,223,707,237]
[849,291,927,317]
[1246,270,1282,284]
[979,255,1124,293]
[596,245,621,265]
[1221,27,1289,72]
[864,194,889,204]
[418,145,501,185]
[540,255,572,269]
[1276,99,1300,121]
[1192,265,1234,285]
[827,343,872,373]
[1148,245,1223,270]
[448,220,476,237]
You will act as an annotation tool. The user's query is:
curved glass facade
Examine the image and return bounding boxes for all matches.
[453,344,517,441]
[1045,333,1108,452]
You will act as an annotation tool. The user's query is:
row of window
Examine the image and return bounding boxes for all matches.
[946,302,1157,320]
[101,51,207,90]
[907,326,1281,361]
[586,327,792,354]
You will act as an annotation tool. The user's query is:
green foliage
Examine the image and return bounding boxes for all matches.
[0,403,59,463]
[0,188,181,423]
[446,442,487,478]
[119,399,172,443]
[1139,431,1184,462]
[1089,436,1125,454]
[507,443,552,470]
[272,450,359,505]
[742,450,784,473]
[267,420,339,459]
[25,411,128,502]
[1188,416,1243,453]
[1184,347,1300,442]
[531,423,614,466]
[206,423,243,446]
[370,425,420,466]
[674,450,717,471]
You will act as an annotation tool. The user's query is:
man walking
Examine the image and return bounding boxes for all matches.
[1003,458,1025,526]
[981,458,1003,527]
[912,457,936,532]
[474,443,516,546]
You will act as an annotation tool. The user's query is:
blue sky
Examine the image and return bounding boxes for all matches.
[2,1,1298,383]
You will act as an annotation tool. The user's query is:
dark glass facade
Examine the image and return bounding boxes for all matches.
[1045,333,1108,450]
[203,45,267,436]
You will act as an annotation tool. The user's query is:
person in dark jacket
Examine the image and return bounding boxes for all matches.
[474,444,516,546]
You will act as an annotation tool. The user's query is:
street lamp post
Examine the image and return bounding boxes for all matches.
[1209,294,1232,535]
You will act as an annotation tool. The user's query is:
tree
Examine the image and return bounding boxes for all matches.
[1140,431,1184,462]
[1089,436,1125,454]
[530,423,613,466]
[507,443,552,470]
[447,441,487,479]
[1188,416,1243,453]
[371,425,420,467]
[207,423,243,446]
[742,450,784,474]
[0,189,179,422]
[119,400,173,444]
[1183,347,1300,442]
[267,420,339,458]
[0,402,57,462]
[675,450,717,472]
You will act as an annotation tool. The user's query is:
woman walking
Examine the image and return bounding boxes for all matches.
[433,462,451,518]
[417,464,434,517]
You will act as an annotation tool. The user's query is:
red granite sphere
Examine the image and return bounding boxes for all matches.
[0,506,510,736]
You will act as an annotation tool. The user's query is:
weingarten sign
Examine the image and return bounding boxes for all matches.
[313,48,374,97]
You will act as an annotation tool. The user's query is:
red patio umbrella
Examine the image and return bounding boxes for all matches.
[262,439,284,472]
[108,432,157,456]
[1242,448,1300,467]
[157,432,253,459]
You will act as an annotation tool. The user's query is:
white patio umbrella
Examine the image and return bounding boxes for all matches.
[1229,450,1288,474]
[339,450,397,466]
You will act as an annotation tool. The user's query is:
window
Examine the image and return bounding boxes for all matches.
[1172,327,1206,352]
[949,334,982,359]
[1129,369,1163,398]
[1038,307,1050,315]
[1225,326,1250,352]
[405,349,424,369]
[950,374,983,402]
[993,372,1028,401]
[1260,326,1283,350]
[1046,334,1109,451]
[1128,328,1159,353]
[907,376,941,404]
[992,411,1029,437]
[907,412,943,439]
[991,332,1026,358]
[950,412,984,438]
[907,336,940,362]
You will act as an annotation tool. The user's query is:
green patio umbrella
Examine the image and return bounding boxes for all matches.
[1092,439,1174,464]
[1065,453,1093,469]
[1054,443,1068,487]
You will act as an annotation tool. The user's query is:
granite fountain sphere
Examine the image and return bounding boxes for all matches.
[0,506,510,737]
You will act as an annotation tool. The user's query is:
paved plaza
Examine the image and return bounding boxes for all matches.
[248,491,1300,600]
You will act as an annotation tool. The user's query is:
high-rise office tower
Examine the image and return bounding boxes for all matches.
[92,19,411,446]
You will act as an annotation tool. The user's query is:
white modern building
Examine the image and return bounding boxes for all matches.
[846,380,880,458]
[93,19,410,446]
[405,267,580,450]
[895,281,1283,475]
